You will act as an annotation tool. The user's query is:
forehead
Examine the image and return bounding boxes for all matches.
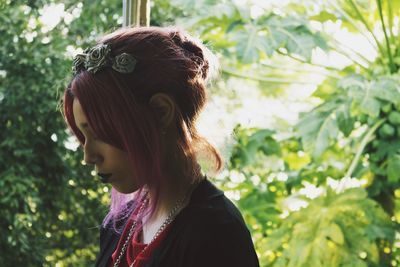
[72,98,88,127]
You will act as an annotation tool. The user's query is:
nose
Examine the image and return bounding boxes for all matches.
[83,142,98,166]
[84,158,96,166]
[83,154,97,166]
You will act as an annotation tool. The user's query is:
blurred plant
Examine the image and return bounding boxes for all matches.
[163,0,400,266]
[0,0,123,266]
[264,187,394,267]
[2,0,400,266]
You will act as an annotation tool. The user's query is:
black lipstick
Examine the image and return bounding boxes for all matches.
[97,173,112,183]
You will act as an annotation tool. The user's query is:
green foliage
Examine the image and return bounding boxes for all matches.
[231,127,281,168]
[2,0,400,266]
[229,15,328,63]
[264,188,395,267]
[166,0,400,266]
[171,0,328,65]
[387,154,400,184]
[296,96,353,158]
[228,124,399,266]
[0,1,122,266]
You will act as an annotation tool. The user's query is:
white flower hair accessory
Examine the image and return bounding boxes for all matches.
[72,43,137,75]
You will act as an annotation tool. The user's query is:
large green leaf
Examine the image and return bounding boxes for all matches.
[296,98,353,159]
[264,187,394,267]
[265,15,328,61]
[370,77,400,105]
[231,23,275,63]
[227,13,328,63]
[230,127,281,168]
[341,75,400,118]
[341,75,381,117]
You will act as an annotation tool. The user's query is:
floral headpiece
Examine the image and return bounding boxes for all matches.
[72,43,137,75]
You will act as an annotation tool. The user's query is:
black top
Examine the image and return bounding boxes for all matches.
[94,178,260,267]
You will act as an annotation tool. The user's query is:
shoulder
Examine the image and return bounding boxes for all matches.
[172,179,260,267]
[184,177,248,226]
[184,193,248,231]
[179,193,253,247]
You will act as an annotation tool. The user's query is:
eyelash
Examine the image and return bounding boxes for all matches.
[79,132,98,146]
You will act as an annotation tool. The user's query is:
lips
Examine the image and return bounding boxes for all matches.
[97,172,112,183]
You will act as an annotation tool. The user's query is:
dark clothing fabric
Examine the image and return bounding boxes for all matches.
[95,178,260,267]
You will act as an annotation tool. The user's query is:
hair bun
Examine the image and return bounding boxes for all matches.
[169,30,210,80]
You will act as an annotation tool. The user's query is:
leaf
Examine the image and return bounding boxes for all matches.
[335,99,354,136]
[266,16,328,60]
[230,128,282,167]
[312,77,339,100]
[260,139,282,156]
[369,77,400,105]
[325,223,345,245]
[341,75,381,117]
[373,140,400,161]
[387,154,400,184]
[331,188,368,205]
[248,129,281,156]
[340,75,400,118]
[310,10,338,22]
[283,152,311,170]
[262,185,394,267]
[289,243,312,267]
[296,99,351,159]
[229,14,328,63]
[365,224,396,241]
[231,24,275,63]
[338,74,366,89]
[248,129,274,142]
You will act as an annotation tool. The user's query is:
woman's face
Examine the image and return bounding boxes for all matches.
[72,98,138,193]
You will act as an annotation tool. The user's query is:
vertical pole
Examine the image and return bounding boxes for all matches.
[139,0,150,26]
[122,0,132,27]
[122,0,150,27]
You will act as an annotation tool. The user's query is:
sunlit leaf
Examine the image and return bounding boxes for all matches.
[296,99,351,158]
[325,223,345,245]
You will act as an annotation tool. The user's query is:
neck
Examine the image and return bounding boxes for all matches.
[144,163,203,224]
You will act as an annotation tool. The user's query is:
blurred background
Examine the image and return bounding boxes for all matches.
[0,0,399,266]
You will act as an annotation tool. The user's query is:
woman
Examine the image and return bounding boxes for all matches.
[63,26,260,267]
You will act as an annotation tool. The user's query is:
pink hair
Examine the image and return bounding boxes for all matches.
[63,26,222,233]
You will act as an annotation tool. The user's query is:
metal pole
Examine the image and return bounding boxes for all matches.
[122,0,150,27]
[122,0,132,27]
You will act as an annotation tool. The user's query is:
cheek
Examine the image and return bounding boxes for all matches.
[119,155,133,171]
[105,147,131,169]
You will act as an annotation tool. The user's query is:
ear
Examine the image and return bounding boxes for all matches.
[149,93,176,128]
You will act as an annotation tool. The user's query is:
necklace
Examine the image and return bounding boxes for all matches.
[113,184,195,267]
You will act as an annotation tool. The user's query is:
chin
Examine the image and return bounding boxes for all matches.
[113,183,139,194]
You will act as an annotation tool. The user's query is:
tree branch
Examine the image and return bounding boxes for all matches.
[276,50,342,72]
[346,0,385,56]
[376,0,396,73]
[221,68,321,84]
[344,118,385,179]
